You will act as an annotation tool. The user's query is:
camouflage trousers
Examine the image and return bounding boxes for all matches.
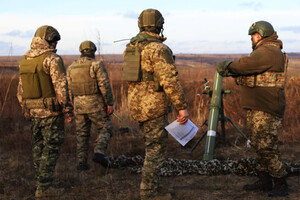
[139,115,169,200]
[247,110,286,178]
[75,111,113,164]
[31,115,65,190]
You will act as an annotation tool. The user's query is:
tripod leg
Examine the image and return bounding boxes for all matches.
[189,130,207,153]
[224,117,248,140]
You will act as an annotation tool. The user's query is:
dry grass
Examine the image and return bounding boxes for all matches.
[0,54,300,199]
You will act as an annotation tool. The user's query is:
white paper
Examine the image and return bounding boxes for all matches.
[165,119,199,146]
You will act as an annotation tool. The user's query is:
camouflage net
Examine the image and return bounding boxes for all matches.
[108,155,300,177]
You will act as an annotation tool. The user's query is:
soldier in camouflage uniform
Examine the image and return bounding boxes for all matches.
[123,9,189,200]
[17,25,73,198]
[67,40,114,170]
[216,21,288,197]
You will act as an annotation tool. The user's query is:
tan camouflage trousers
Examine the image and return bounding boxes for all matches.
[75,111,113,164]
[31,115,65,190]
[247,110,286,178]
[139,115,169,200]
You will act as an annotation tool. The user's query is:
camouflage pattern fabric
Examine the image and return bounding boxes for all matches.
[236,71,285,88]
[67,56,114,164]
[247,110,287,178]
[17,37,72,118]
[139,115,168,200]
[75,110,113,164]
[67,57,114,114]
[16,36,70,193]
[125,31,187,199]
[108,155,300,176]
[126,31,187,122]
[31,115,65,190]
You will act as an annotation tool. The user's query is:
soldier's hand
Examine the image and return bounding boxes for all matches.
[64,112,74,123]
[216,60,232,77]
[107,105,114,116]
[66,116,73,123]
[177,109,189,124]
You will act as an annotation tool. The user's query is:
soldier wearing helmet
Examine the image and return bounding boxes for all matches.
[17,25,73,198]
[216,21,288,197]
[67,40,114,171]
[123,9,188,200]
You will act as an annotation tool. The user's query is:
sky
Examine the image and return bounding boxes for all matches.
[0,0,300,56]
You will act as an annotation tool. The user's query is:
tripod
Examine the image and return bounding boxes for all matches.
[189,74,249,160]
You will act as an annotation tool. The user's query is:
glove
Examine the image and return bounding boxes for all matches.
[216,60,232,77]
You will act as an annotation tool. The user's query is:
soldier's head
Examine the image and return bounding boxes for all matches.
[248,21,275,44]
[79,40,97,58]
[138,9,164,35]
[34,25,60,48]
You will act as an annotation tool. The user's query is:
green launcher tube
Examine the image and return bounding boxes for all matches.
[203,72,223,160]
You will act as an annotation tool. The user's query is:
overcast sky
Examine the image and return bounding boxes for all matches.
[0,0,300,55]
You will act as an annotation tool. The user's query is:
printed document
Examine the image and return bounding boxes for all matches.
[165,119,199,146]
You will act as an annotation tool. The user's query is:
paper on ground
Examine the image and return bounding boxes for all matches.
[165,119,199,146]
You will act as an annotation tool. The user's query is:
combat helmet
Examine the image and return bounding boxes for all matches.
[34,25,61,42]
[248,21,274,38]
[138,9,164,32]
[79,40,97,53]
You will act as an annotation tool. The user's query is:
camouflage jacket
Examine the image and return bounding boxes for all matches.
[125,31,187,122]
[17,37,73,118]
[228,32,286,117]
[67,57,114,114]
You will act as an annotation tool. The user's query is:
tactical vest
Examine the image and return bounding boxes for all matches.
[236,52,288,88]
[69,60,99,96]
[19,52,55,99]
[122,32,164,91]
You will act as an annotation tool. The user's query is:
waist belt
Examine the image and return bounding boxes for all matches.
[24,97,62,111]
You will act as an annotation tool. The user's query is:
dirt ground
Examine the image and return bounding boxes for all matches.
[1,125,300,200]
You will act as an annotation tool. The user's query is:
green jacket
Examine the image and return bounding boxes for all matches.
[229,33,286,117]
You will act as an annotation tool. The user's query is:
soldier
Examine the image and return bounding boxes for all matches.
[67,40,114,171]
[216,21,288,197]
[123,9,189,200]
[17,25,73,198]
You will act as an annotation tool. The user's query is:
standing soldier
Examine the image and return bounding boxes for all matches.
[17,25,73,198]
[216,21,288,197]
[67,40,114,171]
[123,9,189,200]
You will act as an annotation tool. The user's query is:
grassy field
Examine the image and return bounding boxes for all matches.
[0,54,299,199]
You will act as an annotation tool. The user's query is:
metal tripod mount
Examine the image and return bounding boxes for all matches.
[189,72,248,160]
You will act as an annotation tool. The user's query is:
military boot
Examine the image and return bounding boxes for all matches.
[92,153,110,168]
[243,171,272,191]
[268,176,289,197]
[35,186,64,198]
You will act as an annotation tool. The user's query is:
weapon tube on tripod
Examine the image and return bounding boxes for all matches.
[203,72,223,160]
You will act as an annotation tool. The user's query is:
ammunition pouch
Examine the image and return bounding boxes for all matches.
[122,45,142,82]
[123,43,163,91]
[236,52,288,88]
[24,97,62,112]
[236,72,285,88]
